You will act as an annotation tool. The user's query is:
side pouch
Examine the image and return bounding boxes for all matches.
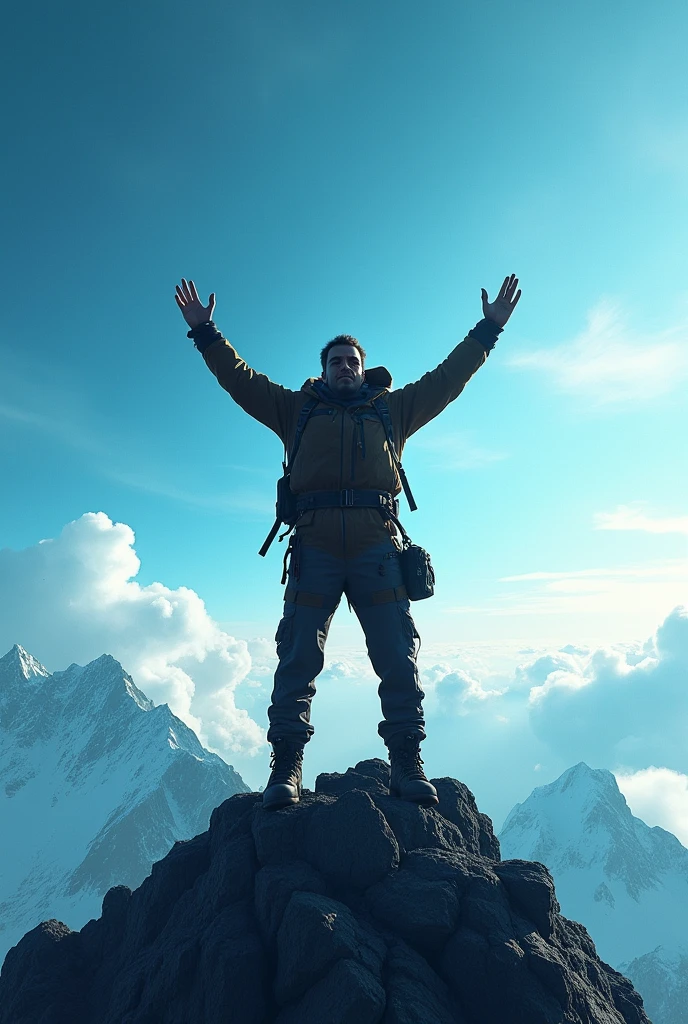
[276,470,298,527]
[399,543,436,601]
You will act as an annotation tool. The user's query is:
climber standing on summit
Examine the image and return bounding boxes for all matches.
[176,274,521,811]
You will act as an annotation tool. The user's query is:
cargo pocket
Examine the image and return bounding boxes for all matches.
[275,602,297,656]
[397,600,421,653]
[294,510,315,532]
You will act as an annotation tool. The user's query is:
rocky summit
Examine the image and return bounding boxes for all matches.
[0,759,650,1024]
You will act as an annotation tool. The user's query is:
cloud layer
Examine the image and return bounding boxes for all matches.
[616,766,688,846]
[508,299,688,405]
[527,606,688,770]
[2,513,687,837]
[594,503,688,535]
[0,513,264,756]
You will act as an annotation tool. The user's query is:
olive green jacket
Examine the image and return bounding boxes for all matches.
[202,331,488,557]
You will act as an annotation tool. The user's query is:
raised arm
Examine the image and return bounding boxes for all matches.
[387,275,521,441]
[175,279,296,442]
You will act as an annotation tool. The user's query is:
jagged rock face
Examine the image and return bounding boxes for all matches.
[0,759,650,1024]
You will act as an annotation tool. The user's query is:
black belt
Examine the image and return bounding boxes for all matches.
[295,489,399,515]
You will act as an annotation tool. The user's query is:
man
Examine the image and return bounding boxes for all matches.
[175,275,521,811]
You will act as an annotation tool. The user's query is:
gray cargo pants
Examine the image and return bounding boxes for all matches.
[267,537,426,748]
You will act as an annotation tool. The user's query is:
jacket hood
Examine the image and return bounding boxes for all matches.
[301,365,393,405]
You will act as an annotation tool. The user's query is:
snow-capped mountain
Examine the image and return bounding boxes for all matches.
[499,762,688,1024]
[0,644,250,965]
[620,946,688,1024]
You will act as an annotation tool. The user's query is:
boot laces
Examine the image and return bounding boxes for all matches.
[394,745,427,781]
[268,744,303,786]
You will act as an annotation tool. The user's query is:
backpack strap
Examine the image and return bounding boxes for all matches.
[371,396,418,512]
[287,397,319,469]
[259,397,319,557]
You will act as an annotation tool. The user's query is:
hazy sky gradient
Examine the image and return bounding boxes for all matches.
[2,1,687,817]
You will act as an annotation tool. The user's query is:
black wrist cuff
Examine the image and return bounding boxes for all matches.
[187,320,223,354]
[468,318,503,353]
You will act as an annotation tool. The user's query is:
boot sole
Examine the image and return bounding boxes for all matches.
[389,788,439,807]
[262,787,302,812]
[262,796,300,812]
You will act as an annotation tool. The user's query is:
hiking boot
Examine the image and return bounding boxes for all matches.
[388,734,439,806]
[262,738,304,812]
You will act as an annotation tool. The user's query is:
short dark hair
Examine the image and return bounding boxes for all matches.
[320,335,367,372]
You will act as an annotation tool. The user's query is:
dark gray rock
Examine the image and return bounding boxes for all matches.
[209,792,262,854]
[118,830,211,952]
[384,938,463,1024]
[196,831,258,915]
[315,757,392,799]
[371,792,466,855]
[316,768,388,798]
[254,860,327,943]
[458,870,516,944]
[102,900,266,1024]
[306,789,399,888]
[494,858,559,939]
[0,763,651,1024]
[251,792,319,866]
[275,891,385,1004]
[441,926,564,1024]
[351,757,393,785]
[0,920,85,1024]
[366,869,460,951]
[276,957,386,1024]
[402,846,479,886]
[432,777,501,860]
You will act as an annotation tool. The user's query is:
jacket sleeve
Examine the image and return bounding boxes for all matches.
[193,324,297,444]
[386,322,499,442]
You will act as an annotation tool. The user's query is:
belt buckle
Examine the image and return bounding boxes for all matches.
[341,489,354,506]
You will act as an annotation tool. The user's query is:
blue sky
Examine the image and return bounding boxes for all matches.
[2,1,687,821]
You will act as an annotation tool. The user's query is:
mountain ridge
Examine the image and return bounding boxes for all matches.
[499,761,688,1024]
[0,645,250,964]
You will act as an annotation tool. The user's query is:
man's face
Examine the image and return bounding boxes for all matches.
[323,344,364,395]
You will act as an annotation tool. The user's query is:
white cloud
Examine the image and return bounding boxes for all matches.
[594,503,688,535]
[500,564,685,583]
[507,299,688,405]
[0,513,265,757]
[527,605,688,770]
[420,662,503,717]
[303,607,688,830]
[4,515,688,827]
[616,767,688,847]
[457,559,688,630]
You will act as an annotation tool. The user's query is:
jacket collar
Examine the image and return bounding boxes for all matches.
[301,366,393,408]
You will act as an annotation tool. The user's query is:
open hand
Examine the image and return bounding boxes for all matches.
[481,275,521,328]
[175,279,216,329]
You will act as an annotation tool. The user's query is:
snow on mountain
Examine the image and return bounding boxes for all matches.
[0,644,251,965]
[499,761,688,1024]
[619,946,688,1024]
